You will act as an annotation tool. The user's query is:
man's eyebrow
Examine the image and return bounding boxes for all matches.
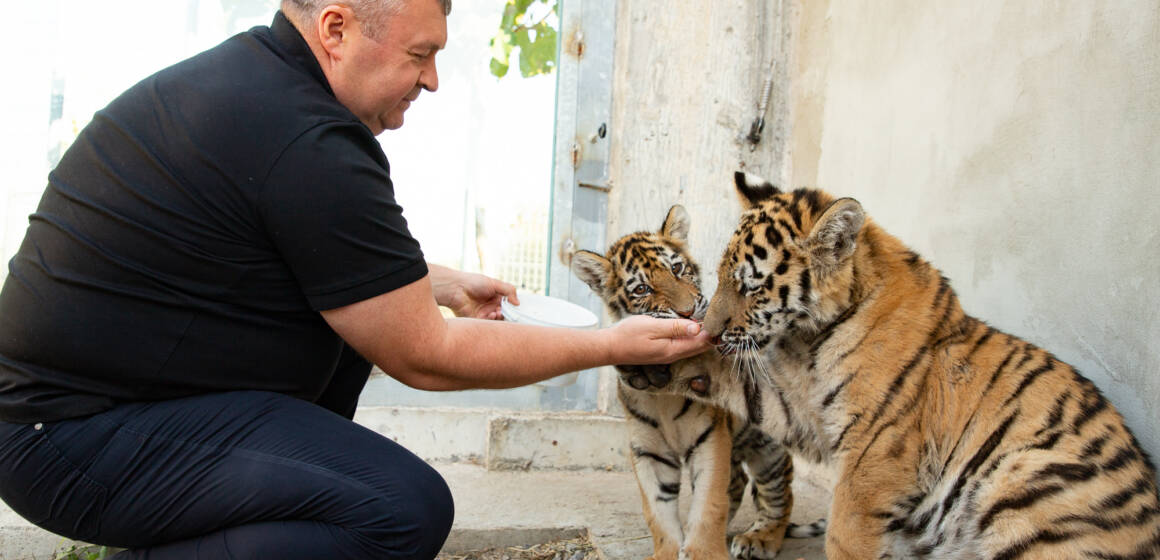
[412,40,444,52]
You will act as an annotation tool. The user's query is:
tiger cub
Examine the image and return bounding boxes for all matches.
[572,205,823,560]
[658,172,1160,559]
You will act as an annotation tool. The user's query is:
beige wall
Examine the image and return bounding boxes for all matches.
[609,1,1160,457]
[789,1,1160,459]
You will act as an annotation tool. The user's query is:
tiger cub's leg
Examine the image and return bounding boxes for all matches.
[727,453,749,522]
[679,407,733,560]
[730,426,793,560]
[623,391,685,560]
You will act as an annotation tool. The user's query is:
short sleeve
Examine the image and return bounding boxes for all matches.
[260,122,427,310]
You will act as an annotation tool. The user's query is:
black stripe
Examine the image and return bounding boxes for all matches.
[1072,390,1110,434]
[1080,434,1110,460]
[683,420,718,463]
[982,344,1021,397]
[1029,431,1062,450]
[673,398,694,420]
[1099,476,1154,511]
[1037,392,1070,436]
[1086,528,1160,560]
[1002,356,1057,407]
[799,268,812,304]
[770,379,794,434]
[789,196,805,231]
[941,411,1018,521]
[632,447,679,470]
[745,379,764,425]
[1058,505,1160,532]
[808,299,864,369]
[865,344,931,430]
[991,528,1082,560]
[1102,446,1141,473]
[832,413,862,452]
[623,402,660,429]
[658,482,680,495]
[964,326,996,362]
[852,375,927,470]
[1033,462,1097,483]
[778,218,797,239]
[822,372,855,409]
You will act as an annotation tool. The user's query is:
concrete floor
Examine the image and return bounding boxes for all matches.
[0,461,830,559]
[440,462,831,559]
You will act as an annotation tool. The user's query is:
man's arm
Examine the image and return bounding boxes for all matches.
[320,275,711,391]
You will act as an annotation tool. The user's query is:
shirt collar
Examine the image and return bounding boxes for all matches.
[270,10,334,96]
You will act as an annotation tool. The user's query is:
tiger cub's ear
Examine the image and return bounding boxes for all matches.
[806,197,864,272]
[571,250,613,293]
[660,204,690,241]
[733,170,781,208]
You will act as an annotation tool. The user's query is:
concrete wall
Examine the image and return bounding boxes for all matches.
[789,0,1160,461]
[608,1,1160,459]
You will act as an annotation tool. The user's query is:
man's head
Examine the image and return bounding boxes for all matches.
[283,0,451,134]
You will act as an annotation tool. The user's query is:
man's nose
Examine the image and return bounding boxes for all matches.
[422,61,439,92]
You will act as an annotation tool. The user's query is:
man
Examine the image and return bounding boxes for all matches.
[0,0,710,558]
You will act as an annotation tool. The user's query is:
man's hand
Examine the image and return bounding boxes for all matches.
[428,263,518,320]
[602,315,713,365]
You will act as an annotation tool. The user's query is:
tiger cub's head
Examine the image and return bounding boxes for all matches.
[572,204,707,322]
[705,171,865,358]
[571,205,707,391]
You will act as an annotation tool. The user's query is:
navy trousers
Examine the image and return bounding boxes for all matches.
[0,360,453,559]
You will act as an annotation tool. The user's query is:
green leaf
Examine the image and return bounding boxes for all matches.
[518,24,557,77]
[490,57,511,78]
[490,0,558,79]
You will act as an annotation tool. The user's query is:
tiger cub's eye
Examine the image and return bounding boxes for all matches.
[632,284,652,295]
[690,375,710,395]
[671,262,684,275]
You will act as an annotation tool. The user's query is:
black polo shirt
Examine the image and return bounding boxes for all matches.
[0,12,427,423]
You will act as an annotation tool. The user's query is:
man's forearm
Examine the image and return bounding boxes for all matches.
[394,318,613,391]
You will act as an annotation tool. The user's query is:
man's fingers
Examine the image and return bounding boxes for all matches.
[669,319,701,338]
[497,280,519,305]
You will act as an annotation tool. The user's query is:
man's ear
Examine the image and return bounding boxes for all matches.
[571,250,612,293]
[317,5,356,60]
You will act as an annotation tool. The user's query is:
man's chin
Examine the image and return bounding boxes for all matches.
[380,113,406,133]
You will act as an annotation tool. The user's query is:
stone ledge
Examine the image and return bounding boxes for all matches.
[354,406,631,472]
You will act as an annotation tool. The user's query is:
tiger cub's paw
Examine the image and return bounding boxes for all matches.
[729,526,786,560]
[678,543,730,560]
[647,543,681,560]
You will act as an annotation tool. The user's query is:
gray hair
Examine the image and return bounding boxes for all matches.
[282,0,451,38]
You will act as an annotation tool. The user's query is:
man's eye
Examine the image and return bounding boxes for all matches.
[632,284,652,295]
[670,262,684,276]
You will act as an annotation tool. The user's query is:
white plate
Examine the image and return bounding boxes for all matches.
[500,292,598,330]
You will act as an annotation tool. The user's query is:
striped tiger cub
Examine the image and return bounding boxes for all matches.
[657,172,1160,559]
[572,205,824,560]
